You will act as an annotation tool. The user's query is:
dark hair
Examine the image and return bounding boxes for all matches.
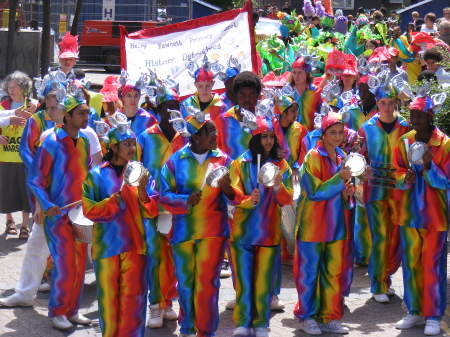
[288,70,312,86]
[417,70,438,82]
[74,69,86,80]
[311,15,320,21]
[423,48,443,62]
[424,12,436,23]
[249,133,282,164]
[103,148,114,162]
[372,10,384,21]
[232,71,262,96]
[366,39,379,48]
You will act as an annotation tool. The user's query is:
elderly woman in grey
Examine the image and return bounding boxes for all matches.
[0,71,36,239]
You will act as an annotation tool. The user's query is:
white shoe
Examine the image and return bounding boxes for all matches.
[163,306,178,320]
[69,313,91,325]
[220,260,232,278]
[147,304,163,328]
[395,314,424,329]
[0,293,34,307]
[38,281,51,293]
[373,293,389,303]
[387,287,396,296]
[270,295,285,311]
[319,320,349,334]
[52,315,73,330]
[255,327,269,337]
[226,298,236,310]
[424,320,441,335]
[299,318,322,335]
[233,326,251,336]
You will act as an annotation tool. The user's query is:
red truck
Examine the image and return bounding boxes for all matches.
[79,20,163,72]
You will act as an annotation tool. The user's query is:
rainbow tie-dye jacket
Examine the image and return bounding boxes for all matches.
[392,128,449,231]
[293,84,322,131]
[273,118,307,170]
[181,93,227,121]
[159,144,232,244]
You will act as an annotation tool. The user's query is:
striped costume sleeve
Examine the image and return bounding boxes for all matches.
[160,158,190,214]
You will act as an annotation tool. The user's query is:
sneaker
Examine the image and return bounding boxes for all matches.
[220,260,232,278]
[270,296,285,311]
[395,314,424,329]
[0,293,34,307]
[387,288,396,296]
[299,318,322,335]
[226,298,236,310]
[373,293,389,303]
[233,326,251,336]
[163,306,178,321]
[255,327,269,337]
[319,320,349,334]
[424,319,441,335]
[68,313,91,325]
[52,315,73,330]
[38,281,51,293]
[147,304,163,328]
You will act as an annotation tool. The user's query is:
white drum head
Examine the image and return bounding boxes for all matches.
[157,213,172,235]
[258,162,279,187]
[206,166,229,188]
[345,153,367,177]
[68,204,93,227]
[124,161,146,187]
[408,141,427,165]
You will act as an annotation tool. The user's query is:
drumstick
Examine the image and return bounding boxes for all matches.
[60,200,82,210]
[403,138,411,167]
[257,154,261,187]
[200,163,213,190]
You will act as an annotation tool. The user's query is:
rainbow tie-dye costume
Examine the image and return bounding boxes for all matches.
[392,128,449,318]
[273,118,307,170]
[137,125,186,309]
[159,144,231,336]
[293,85,322,131]
[229,151,292,328]
[27,127,91,317]
[358,114,409,294]
[127,108,158,137]
[214,106,253,160]
[82,162,158,337]
[219,92,234,112]
[294,143,351,323]
[181,93,227,121]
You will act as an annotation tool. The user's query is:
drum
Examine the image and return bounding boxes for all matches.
[123,161,149,187]
[281,204,296,254]
[68,204,94,243]
[206,166,229,188]
[408,141,428,165]
[292,176,301,201]
[157,212,172,235]
[258,162,280,187]
[345,153,367,177]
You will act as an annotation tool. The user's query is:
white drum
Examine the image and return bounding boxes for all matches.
[408,141,428,165]
[124,161,149,187]
[68,204,94,243]
[345,153,367,177]
[206,166,229,188]
[258,162,280,187]
[157,212,173,235]
[281,204,296,254]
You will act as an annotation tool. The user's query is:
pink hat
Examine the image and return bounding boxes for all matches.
[58,32,79,59]
[321,112,343,132]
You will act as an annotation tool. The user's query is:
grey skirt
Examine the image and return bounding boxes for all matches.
[0,162,31,213]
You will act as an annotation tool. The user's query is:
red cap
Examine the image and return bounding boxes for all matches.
[58,32,79,59]
[342,54,357,76]
[358,75,369,84]
[194,68,214,82]
[292,57,306,69]
[409,96,434,114]
[321,112,343,132]
[251,116,274,136]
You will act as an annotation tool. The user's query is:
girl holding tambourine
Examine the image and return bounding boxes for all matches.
[82,126,158,337]
[228,116,293,337]
[294,112,354,336]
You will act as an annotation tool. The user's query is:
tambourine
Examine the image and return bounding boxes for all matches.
[258,162,280,187]
[344,152,367,177]
[407,141,428,165]
[123,161,149,187]
[68,204,93,244]
[205,165,229,188]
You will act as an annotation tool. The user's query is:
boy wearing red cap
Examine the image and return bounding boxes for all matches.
[392,96,449,336]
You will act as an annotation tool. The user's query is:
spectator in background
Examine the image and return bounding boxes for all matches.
[438,20,450,46]
[421,12,437,35]
[410,11,420,26]
[437,7,450,26]
[423,48,450,87]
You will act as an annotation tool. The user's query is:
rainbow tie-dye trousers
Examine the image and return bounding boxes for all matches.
[400,227,447,318]
[353,204,372,265]
[294,240,345,323]
[93,251,147,337]
[366,199,401,294]
[172,237,226,337]
[44,214,87,317]
[230,243,278,328]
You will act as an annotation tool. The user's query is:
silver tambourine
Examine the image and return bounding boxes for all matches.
[408,141,428,165]
[123,161,149,187]
[345,152,367,177]
[206,166,229,188]
[258,162,280,187]
[68,204,94,243]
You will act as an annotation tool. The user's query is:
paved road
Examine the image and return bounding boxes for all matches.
[0,212,449,337]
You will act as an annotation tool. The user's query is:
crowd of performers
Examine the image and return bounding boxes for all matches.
[0,4,449,337]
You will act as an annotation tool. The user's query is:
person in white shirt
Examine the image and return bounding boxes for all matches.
[421,12,438,35]
[423,48,450,88]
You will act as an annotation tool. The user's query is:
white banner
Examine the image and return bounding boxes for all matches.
[123,7,255,96]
